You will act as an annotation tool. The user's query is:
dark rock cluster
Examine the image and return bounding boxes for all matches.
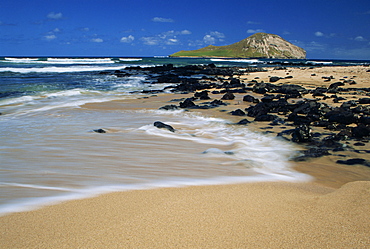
[99,64,370,166]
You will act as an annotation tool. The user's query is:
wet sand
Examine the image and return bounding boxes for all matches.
[1,66,370,248]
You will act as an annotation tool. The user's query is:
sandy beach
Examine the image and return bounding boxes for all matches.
[1,65,370,248]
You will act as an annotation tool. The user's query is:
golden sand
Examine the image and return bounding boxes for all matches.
[1,182,369,248]
[1,66,370,248]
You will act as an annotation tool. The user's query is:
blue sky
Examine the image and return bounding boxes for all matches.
[1,0,369,59]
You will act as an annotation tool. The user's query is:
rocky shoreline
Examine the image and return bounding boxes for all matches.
[101,63,370,168]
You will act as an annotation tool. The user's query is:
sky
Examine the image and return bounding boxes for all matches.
[0,0,370,59]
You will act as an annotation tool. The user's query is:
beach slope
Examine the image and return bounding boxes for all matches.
[1,181,369,248]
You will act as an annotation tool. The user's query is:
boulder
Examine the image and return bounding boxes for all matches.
[236,119,251,125]
[179,98,196,108]
[254,114,277,122]
[221,92,235,100]
[352,124,370,138]
[359,98,370,104]
[291,124,312,143]
[156,74,181,83]
[159,105,179,111]
[253,82,277,94]
[261,95,275,103]
[324,108,357,125]
[292,100,325,115]
[243,95,260,103]
[336,158,370,166]
[340,100,357,109]
[154,121,175,132]
[230,109,246,116]
[194,90,211,100]
[328,82,345,89]
[246,102,270,117]
[93,129,106,133]
[276,84,308,95]
[269,76,281,83]
[294,148,331,161]
[209,99,227,107]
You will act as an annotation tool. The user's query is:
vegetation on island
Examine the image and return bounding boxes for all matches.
[170,32,306,59]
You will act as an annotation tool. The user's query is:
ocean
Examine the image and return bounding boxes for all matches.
[1,57,368,215]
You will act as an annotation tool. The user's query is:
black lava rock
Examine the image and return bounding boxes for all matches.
[269,76,281,83]
[243,95,259,103]
[154,121,175,132]
[254,114,277,122]
[292,124,312,143]
[221,92,235,100]
[359,98,370,104]
[159,105,179,111]
[236,119,251,125]
[194,90,211,100]
[352,124,370,138]
[179,98,196,108]
[230,109,246,116]
[324,108,357,125]
[93,129,106,133]
[294,148,331,161]
[336,158,370,166]
[329,82,345,89]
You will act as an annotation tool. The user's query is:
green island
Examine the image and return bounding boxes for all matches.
[170,32,306,59]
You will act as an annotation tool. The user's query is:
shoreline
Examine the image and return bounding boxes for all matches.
[1,181,369,248]
[1,65,370,248]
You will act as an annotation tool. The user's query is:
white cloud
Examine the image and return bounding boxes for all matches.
[203,35,216,45]
[53,28,61,33]
[203,31,226,45]
[315,31,324,37]
[247,29,265,34]
[91,38,103,43]
[180,30,191,35]
[47,12,63,20]
[141,30,191,46]
[120,35,135,43]
[166,38,179,45]
[152,17,174,23]
[209,31,225,38]
[141,37,160,45]
[161,30,191,37]
[354,36,366,41]
[44,34,56,41]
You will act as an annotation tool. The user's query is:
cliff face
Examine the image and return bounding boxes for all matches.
[171,33,306,59]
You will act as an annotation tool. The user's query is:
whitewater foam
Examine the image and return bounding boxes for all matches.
[140,110,305,178]
[47,58,115,64]
[4,57,40,63]
[0,65,130,73]
[0,107,312,216]
[119,58,143,62]
[307,61,333,65]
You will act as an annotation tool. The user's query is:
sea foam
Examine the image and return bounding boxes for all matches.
[0,65,128,73]
[0,108,311,216]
